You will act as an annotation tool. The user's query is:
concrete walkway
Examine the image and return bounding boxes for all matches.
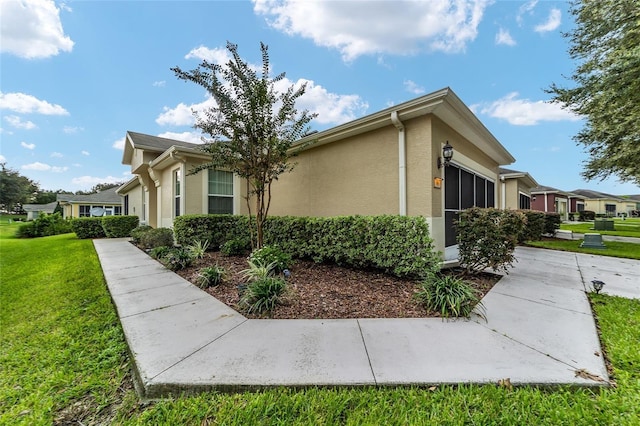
[93,240,640,400]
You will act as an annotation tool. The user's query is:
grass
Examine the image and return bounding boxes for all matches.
[1,221,639,424]
[526,239,640,260]
[561,217,640,238]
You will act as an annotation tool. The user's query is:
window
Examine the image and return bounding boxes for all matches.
[79,205,91,217]
[519,193,531,210]
[114,206,122,215]
[174,169,181,217]
[208,170,233,214]
[124,195,129,215]
[142,190,146,221]
[605,204,616,217]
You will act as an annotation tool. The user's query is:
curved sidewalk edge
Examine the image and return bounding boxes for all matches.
[93,239,626,400]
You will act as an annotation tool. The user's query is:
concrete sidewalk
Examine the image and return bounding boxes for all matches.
[94,240,639,399]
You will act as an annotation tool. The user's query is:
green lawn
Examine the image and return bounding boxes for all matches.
[527,239,640,260]
[1,222,639,424]
[561,218,640,238]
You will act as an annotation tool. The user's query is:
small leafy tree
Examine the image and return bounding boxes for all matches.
[172,42,317,248]
[457,207,526,275]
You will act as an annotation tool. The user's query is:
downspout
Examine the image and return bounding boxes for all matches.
[391,111,406,216]
[544,192,548,212]
[500,176,506,209]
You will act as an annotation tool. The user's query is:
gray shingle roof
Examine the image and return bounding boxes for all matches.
[570,189,625,201]
[57,187,122,204]
[22,202,58,212]
[127,131,202,152]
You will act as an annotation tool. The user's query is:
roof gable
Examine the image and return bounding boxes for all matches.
[57,187,122,204]
[122,131,204,165]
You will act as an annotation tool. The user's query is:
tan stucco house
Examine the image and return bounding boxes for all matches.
[498,168,539,210]
[118,87,517,256]
[571,189,637,217]
[57,187,123,219]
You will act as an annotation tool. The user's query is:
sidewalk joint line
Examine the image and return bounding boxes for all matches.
[356,320,377,385]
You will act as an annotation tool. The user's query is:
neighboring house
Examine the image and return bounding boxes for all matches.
[57,187,123,219]
[530,186,586,220]
[571,189,637,217]
[118,87,517,257]
[22,202,58,221]
[498,168,539,210]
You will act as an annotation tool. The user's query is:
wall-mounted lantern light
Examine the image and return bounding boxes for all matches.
[437,141,454,169]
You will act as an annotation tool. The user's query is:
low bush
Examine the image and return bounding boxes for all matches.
[238,276,287,314]
[414,274,483,318]
[457,207,526,275]
[71,217,106,239]
[196,265,227,288]
[160,247,194,271]
[149,246,172,260]
[518,210,545,242]
[544,212,562,235]
[220,237,251,256]
[579,210,596,221]
[130,225,153,244]
[249,245,292,273]
[138,227,174,249]
[16,213,73,238]
[101,215,139,238]
[173,214,249,248]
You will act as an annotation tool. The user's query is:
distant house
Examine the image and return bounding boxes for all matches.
[571,189,637,217]
[22,202,58,221]
[117,87,518,256]
[57,187,123,219]
[498,168,538,210]
[530,186,586,220]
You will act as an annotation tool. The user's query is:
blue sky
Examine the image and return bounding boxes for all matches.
[1,0,638,195]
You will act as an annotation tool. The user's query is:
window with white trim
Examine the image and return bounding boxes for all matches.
[174,169,181,217]
[208,170,233,214]
[79,205,91,217]
[519,193,531,209]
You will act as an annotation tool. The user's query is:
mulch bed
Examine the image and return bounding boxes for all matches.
[175,251,501,319]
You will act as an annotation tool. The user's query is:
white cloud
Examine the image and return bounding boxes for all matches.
[516,0,537,25]
[112,137,125,150]
[51,152,63,158]
[63,125,82,134]
[185,45,233,63]
[158,78,367,127]
[22,162,68,172]
[71,175,122,188]
[0,0,74,59]
[478,92,581,125]
[495,28,516,46]
[81,150,90,156]
[535,8,561,33]
[21,141,35,150]
[253,0,491,61]
[157,131,205,144]
[0,154,6,163]
[152,80,166,87]
[404,80,425,95]
[0,92,69,115]
[4,114,36,129]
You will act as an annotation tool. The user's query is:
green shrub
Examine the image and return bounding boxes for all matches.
[15,222,37,238]
[238,276,287,314]
[16,213,73,238]
[71,217,106,239]
[130,225,153,244]
[518,210,546,242]
[249,245,292,273]
[414,274,483,318]
[149,246,172,260]
[457,207,526,275]
[579,210,596,221]
[241,258,277,282]
[544,213,562,235]
[187,240,210,259]
[196,265,227,288]
[220,237,251,256]
[160,247,194,271]
[138,227,174,249]
[173,214,249,248]
[101,215,139,238]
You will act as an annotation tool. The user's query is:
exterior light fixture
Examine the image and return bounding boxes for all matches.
[591,280,605,294]
[438,141,454,169]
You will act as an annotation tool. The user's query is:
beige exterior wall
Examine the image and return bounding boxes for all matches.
[125,183,145,220]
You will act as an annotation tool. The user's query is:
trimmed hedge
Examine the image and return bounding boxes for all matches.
[71,217,106,239]
[518,210,546,242]
[174,214,440,278]
[544,212,562,235]
[14,213,72,238]
[101,215,139,238]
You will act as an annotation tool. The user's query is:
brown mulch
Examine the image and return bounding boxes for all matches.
[175,251,501,319]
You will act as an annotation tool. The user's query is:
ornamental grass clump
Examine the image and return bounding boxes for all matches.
[187,239,210,259]
[414,274,484,319]
[196,265,227,288]
[238,276,287,314]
